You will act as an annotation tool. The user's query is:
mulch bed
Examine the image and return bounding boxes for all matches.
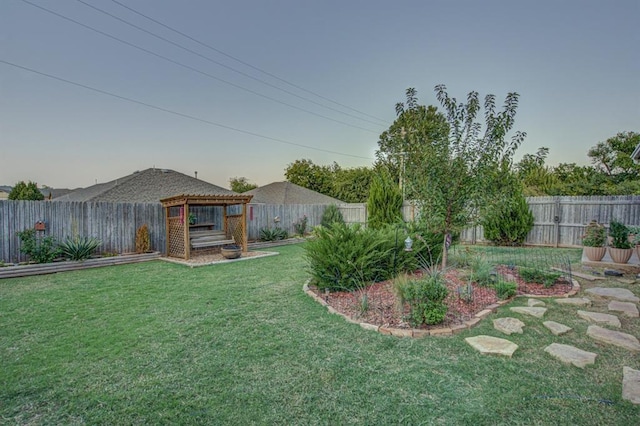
[311,266,573,330]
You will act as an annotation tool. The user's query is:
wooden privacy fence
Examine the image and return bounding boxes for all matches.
[461,196,640,247]
[0,201,166,263]
[2,196,638,262]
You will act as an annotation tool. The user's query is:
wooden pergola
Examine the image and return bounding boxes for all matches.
[160,194,253,260]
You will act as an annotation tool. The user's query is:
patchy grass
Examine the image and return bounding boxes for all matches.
[1,244,638,424]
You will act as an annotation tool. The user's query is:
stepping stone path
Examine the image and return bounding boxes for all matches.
[623,367,640,404]
[586,325,640,352]
[554,297,591,307]
[577,310,622,328]
[608,300,639,318]
[509,306,547,318]
[585,287,640,303]
[493,317,525,335]
[465,335,518,357]
[544,343,597,368]
[465,286,639,403]
[543,321,572,336]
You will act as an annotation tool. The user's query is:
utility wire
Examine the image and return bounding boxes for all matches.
[0,59,374,160]
[108,0,390,126]
[19,0,379,134]
[74,0,387,129]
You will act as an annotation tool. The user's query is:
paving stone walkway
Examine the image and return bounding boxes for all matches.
[465,290,640,405]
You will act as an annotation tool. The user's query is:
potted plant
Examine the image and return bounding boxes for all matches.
[608,220,633,264]
[581,220,607,261]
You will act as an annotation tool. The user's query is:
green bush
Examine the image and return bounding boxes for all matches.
[59,236,102,261]
[305,223,392,291]
[609,220,631,249]
[293,215,308,236]
[17,228,59,263]
[482,189,534,246]
[260,227,288,241]
[492,281,517,299]
[518,267,561,288]
[396,274,448,326]
[320,204,345,228]
[367,171,403,230]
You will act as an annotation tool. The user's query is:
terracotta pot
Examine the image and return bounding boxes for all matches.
[583,246,606,262]
[608,247,633,264]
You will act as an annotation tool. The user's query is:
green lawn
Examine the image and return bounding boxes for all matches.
[1,244,638,424]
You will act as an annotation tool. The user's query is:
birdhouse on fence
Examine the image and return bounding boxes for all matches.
[34,221,46,231]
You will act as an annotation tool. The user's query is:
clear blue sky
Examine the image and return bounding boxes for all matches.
[1,0,638,189]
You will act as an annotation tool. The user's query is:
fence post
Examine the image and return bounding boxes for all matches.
[553,197,560,247]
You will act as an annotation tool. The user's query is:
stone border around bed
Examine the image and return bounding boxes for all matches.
[303,278,581,338]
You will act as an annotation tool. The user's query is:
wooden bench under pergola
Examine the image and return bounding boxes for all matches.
[161,194,253,260]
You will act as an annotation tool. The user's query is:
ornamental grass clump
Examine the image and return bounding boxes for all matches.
[581,220,607,247]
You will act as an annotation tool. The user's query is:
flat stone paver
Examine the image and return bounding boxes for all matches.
[585,287,639,303]
[554,297,592,307]
[493,317,525,335]
[465,335,518,357]
[543,321,572,336]
[528,299,546,307]
[623,367,640,405]
[577,310,621,328]
[608,300,639,318]
[587,325,640,352]
[544,343,597,368]
[510,306,547,318]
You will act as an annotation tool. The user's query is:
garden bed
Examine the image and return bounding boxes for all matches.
[310,266,574,330]
[0,252,161,279]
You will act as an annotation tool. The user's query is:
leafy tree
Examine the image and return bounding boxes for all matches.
[403,85,526,268]
[588,131,640,181]
[367,171,403,230]
[375,88,449,198]
[285,159,375,202]
[229,176,258,193]
[284,159,337,196]
[9,181,44,200]
[333,166,375,203]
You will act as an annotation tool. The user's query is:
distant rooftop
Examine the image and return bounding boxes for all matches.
[54,168,236,203]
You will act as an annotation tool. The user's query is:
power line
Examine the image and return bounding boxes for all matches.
[74,0,387,129]
[0,59,374,160]
[19,0,380,134]
[108,0,390,126]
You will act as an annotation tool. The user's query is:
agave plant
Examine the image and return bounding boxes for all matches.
[59,236,102,261]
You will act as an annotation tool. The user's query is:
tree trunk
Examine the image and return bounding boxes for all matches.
[441,233,448,269]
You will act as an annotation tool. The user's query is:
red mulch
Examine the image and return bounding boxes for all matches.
[311,266,573,330]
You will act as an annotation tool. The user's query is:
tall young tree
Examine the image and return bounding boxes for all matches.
[375,88,449,199]
[405,85,526,268]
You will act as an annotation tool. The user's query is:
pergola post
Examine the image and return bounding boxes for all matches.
[184,203,191,260]
[242,202,248,250]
